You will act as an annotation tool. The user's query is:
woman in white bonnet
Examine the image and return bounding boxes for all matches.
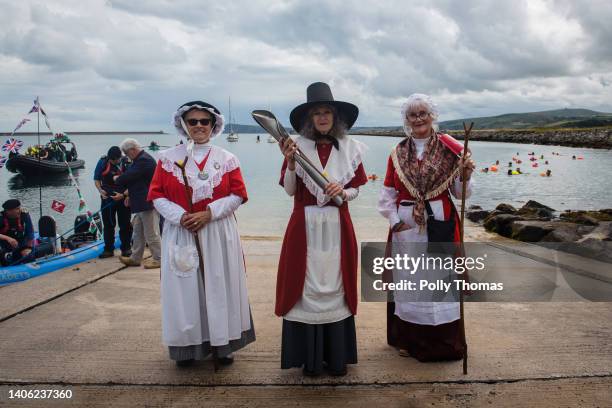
[377,93,475,362]
[147,101,255,367]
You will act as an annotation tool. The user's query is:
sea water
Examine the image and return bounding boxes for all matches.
[1,134,610,237]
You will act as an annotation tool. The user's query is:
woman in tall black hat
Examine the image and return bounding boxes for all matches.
[275,82,368,376]
[147,101,255,367]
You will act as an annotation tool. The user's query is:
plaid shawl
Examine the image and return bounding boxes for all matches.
[391,133,461,231]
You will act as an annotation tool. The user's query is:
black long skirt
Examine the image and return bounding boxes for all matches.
[281,315,358,375]
[387,302,465,362]
[169,313,256,361]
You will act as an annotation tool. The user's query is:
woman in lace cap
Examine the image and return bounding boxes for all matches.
[147,101,255,368]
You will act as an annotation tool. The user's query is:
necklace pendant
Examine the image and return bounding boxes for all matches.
[198,170,209,180]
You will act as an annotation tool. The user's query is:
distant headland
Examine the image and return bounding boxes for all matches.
[1,131,166,136]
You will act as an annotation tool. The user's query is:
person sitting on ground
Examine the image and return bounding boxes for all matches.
[0,199,35,266]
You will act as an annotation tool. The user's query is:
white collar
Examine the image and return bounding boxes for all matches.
[294,136,367,206]
[158,144,240,203]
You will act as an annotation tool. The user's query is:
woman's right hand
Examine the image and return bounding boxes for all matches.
[395,223,412,232]
[280,138,297,169]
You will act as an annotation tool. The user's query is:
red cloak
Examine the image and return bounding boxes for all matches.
[275,143,367,317]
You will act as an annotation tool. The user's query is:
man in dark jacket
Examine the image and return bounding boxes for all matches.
[115,138,161,269]
[94,146,132,258]
[0,199,35,266]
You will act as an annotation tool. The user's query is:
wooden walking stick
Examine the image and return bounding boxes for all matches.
[174,156,220,372]
[458,121,473,375]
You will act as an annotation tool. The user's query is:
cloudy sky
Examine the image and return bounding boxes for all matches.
[1,0,611,132]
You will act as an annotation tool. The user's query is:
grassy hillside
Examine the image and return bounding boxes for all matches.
[438,108,612,130]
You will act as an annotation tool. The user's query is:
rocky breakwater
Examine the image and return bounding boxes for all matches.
[467,200,612,262]
[447,128,612,149]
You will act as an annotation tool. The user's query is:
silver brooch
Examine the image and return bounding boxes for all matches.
[213,161,221,170]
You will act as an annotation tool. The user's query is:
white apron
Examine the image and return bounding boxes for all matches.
[284,206,351,324]
[391,200,460,326]
[160,215,251,347]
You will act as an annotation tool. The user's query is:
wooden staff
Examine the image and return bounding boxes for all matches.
[174,156,219,372]
[459,121,473,375]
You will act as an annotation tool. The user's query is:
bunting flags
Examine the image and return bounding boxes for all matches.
[25,97,54,133]
[29,97,47,116]
[12,118,30,134]
[1,138,24,153]
[86,210,99,234]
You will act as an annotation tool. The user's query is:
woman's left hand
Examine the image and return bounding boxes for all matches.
[460,152,476,180]
[324,182,346,200]
[182,209,212,232]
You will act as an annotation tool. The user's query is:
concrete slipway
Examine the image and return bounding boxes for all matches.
[0,228,611,407]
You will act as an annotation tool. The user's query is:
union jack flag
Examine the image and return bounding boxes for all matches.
[1,138,24,153]
[0,156,7,168]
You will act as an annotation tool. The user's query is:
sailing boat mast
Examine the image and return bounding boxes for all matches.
[226,96,239,142]
[229,96,233,133]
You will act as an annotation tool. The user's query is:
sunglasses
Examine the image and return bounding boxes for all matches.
[186,118,213,126]
[407,111,430,122]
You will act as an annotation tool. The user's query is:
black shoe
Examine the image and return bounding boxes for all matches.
[175,359,194,367]
[98,250,114,259]
[121,249,132,257]
[325,366,347,376]
[218,356,234,366]
[302,367,320,377]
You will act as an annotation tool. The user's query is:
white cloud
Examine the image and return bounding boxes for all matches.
[0,0,610,132]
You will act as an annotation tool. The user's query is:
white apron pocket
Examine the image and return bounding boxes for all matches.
[170,231,198,277]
